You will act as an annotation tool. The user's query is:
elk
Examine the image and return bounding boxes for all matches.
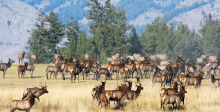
[45,64,61,79]
[18,62,28,78]
[135,77,141,89]
[10,91,37,112]
[105,84,127,108]
[161,86,187,110]
[30,54,39,64]
[55,51,64,60]
[0,58,15,78]
[22,83,49,101]
[120,86,144,103]
[18,51,25,64]
[211,74,220,88]
[179,71,204,88]
[159,81,178,97]
[26,64,35,78]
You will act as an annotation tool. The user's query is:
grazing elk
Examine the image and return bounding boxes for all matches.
[22,83,49,101]
[18,62,28,78]
[30,54,39,64]
[0,58,15,78]
[211,74,220,88]
[10,91,37,112]
[18,51,25,64]
[26,64,35,78]
[45,64,61,79]
[120,86,144,103]
[96,68,112,80]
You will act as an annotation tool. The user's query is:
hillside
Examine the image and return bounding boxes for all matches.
[0,0,220,63]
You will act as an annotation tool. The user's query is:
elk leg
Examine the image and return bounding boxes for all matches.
[18,71,20,79]
[78,74,79,83]
[46,72,48,79]
[3,70,5,79]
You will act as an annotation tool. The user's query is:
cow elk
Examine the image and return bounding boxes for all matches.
[30,54,39,64]
[26,64,35,78]
[120,86,143,103]
[10,91,37,112]
[211,74,220,88]
[46,64,61,79]
[18,62,28,78]
[161,86,187,110]
[18,51,25,64]
[0,58,15,78]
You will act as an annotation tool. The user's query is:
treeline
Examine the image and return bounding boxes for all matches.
[25,0,220,64]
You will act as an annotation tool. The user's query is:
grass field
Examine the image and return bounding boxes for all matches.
[0,64,220,112]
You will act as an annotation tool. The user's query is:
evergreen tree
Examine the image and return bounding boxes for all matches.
[199,14,220,54]
[86,0,131,58]
[25,8,48,63]
[76,30,88,60]
[65,16,81,58]
[44,11,65,62]
[128,25,141,54]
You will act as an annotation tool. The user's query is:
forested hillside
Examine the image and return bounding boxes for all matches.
[24,0,220,64]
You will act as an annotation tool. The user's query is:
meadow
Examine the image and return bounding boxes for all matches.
[0,64,220,112]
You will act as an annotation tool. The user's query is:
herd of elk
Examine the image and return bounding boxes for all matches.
[92,80,143,109]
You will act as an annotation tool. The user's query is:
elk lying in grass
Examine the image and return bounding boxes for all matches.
[211,74,220,88]
[10,91,37,112]
[26,64,35,78]
[161,86,187,110]
[0,58,15,78]
[22,83,49,101]
[45,64,61,79]
[159,81,178,97]
[120,86,143,103]
[18,62,28,78]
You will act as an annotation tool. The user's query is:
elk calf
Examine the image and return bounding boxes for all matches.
[18,62,28,78]
[10,91,37,112]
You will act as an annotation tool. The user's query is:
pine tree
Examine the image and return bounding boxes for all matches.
[128,25,141,54]
[25,8,48,63]
[76,30,88,60]
[199,14,220,54]
[44,11,65,62]
[64,16,81,58]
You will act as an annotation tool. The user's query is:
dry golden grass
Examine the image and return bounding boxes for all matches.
[0,64,220,112]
